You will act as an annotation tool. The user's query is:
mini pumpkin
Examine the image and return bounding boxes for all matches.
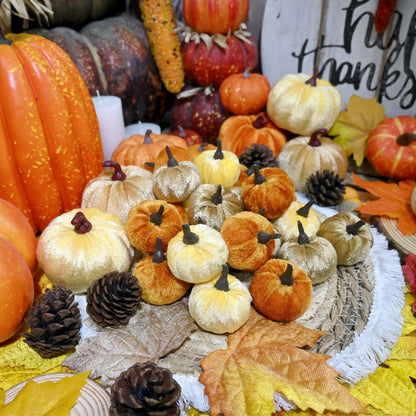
[412,185,416,215]
[241,166,296,220]
[279,221,338,285]
[277,129,348,193]
[221,211,280,271]
[166,223,229,284]
[317,212,374,266]
[250,259,312,322]
[125,199,183,254]
[152,145,193,172]
[188,264,252,334]
[81,161,155,223]
[132,237,191,305]
[267,69,342,136]
[194,139,241,187]
[152,146,202,203]
[37,208,134,293]
[188,184,244,230]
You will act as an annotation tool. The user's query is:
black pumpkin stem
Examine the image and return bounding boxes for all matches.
[305,67,319,86]
[296,201,314,218]
[213,139,224,160]
[397,132,416,146]
[297,220,310,245]
[346,220,366,235]
[165,146,179,167]
[308,129,327,147]
[71,212,92,234]
[149,204,164,226]
[253,165,267,185]
[182,224,199,245]
[143,129,154,144]
[252,114,269,129]
[280,263,294,286]
[152,237,166,264]
[211,185,223,205]
[214,264,230,292]
[257,231,281,244]
[102,160,127,181]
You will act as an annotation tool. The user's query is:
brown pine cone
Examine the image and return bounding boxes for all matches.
[239,143,279,174]
[86,271,141,328]
[23,286,81,358]
[306,169,346,206]
[110,362,181,416]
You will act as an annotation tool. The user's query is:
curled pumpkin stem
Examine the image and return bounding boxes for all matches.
[102,160,127,181]
[296,201,314,218]
[257,231,281,244]
[214,264,230,292]
[252,114,269,129]
[397,132,416,146]
[71,212,92,234]
[305,67,319,86]
[308,129,328,147]
[165,146,179,167]
[143,129,154,144]
[280,263,294,286]
[346,220,366,235]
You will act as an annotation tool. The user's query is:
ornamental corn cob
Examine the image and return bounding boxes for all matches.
[139,0,185,94]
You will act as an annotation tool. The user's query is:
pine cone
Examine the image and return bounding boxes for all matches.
[306,169,346,206]
[239,143,279,174]
[110,362,181,416]
[86,271,141,328]
[23,286,81,358]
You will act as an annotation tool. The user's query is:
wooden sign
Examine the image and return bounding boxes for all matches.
[261,0,416,117]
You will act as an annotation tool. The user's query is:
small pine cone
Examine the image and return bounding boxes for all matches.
[23,286,81,358]
[306,169,346,206]
[110,362,181,416]
[86,271,141,328]
[239,143,279,173]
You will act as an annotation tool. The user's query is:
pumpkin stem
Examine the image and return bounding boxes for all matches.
[308,129,327,147]
[252,114,269,129]
[102,160,127,181]
[143,129,154,144]
[176,125,187,138]
[0,18,12,45]
[396,132,416,146]
[242,67,251,78]
[211,185,223,205]
[305,67,319,86]
[152,237,166,264]
[296,201,314,218]
[213,139,224,160]
[346,220,366,235]
[71,212,92,234]
[297,221,310,245]
[144,162,155,168]
[214,264,230,292]
[182,223,199,245]
[280,263,294,286]
[165,146,179,167]
[253,165,267,185]
[149,204,165,226]
[257,231,281,244]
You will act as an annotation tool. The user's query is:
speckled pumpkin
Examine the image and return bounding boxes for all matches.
[250,259,312,322]
[317,212,374,266]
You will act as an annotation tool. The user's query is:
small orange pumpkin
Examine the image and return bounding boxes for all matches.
[152,145,193,172]
[250,259,312,322]
[219,113,287,157]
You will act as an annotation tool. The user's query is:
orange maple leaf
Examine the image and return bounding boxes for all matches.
[352,172,416,235]
[199,308,368,416]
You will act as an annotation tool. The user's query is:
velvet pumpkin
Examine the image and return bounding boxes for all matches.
[365,115,416,180]
[412,186,416,215]
[0,32,103,232]
[219,113,287,157]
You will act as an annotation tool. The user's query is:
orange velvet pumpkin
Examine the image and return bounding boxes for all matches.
[153,145,193,172]
[250,259,312,322]
[219,113,287,157]
[219,68,271,115]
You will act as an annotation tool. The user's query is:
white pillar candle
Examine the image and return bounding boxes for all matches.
[92,95,125,161]
[125,121,161,137]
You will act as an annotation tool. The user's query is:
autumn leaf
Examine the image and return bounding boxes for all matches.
[63,299,197,387]
[352,172,416,235]
[199,308,368,416]
[0,371,89,416]
[330,95,386,166]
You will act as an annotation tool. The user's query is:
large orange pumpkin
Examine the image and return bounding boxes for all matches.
[0,32,103,233]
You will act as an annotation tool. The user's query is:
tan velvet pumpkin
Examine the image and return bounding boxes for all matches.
[278,221,337,284]
[317,212,374,266]
[81,161,155,223]
[277,129,348,193]
[187,184,244,230]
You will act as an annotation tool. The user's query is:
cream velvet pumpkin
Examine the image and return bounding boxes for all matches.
[37,207,134,293]
[267,72,342,136]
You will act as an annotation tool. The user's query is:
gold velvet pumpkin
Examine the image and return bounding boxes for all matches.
[36,208,134,294]
[167,223,229,283]
[278,221,338,284]
[81,161,155,223]
[187,184,244,230]
[188,264,252,334]
[317,213,374,266]
[250,259,312,322]
[221,211,280,271]
[277,129,348,193]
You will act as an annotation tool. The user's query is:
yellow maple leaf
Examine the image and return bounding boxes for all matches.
[199,308,367,416]
[329,95,386,166]
[0,390,4,406]
[0,372,89,415]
